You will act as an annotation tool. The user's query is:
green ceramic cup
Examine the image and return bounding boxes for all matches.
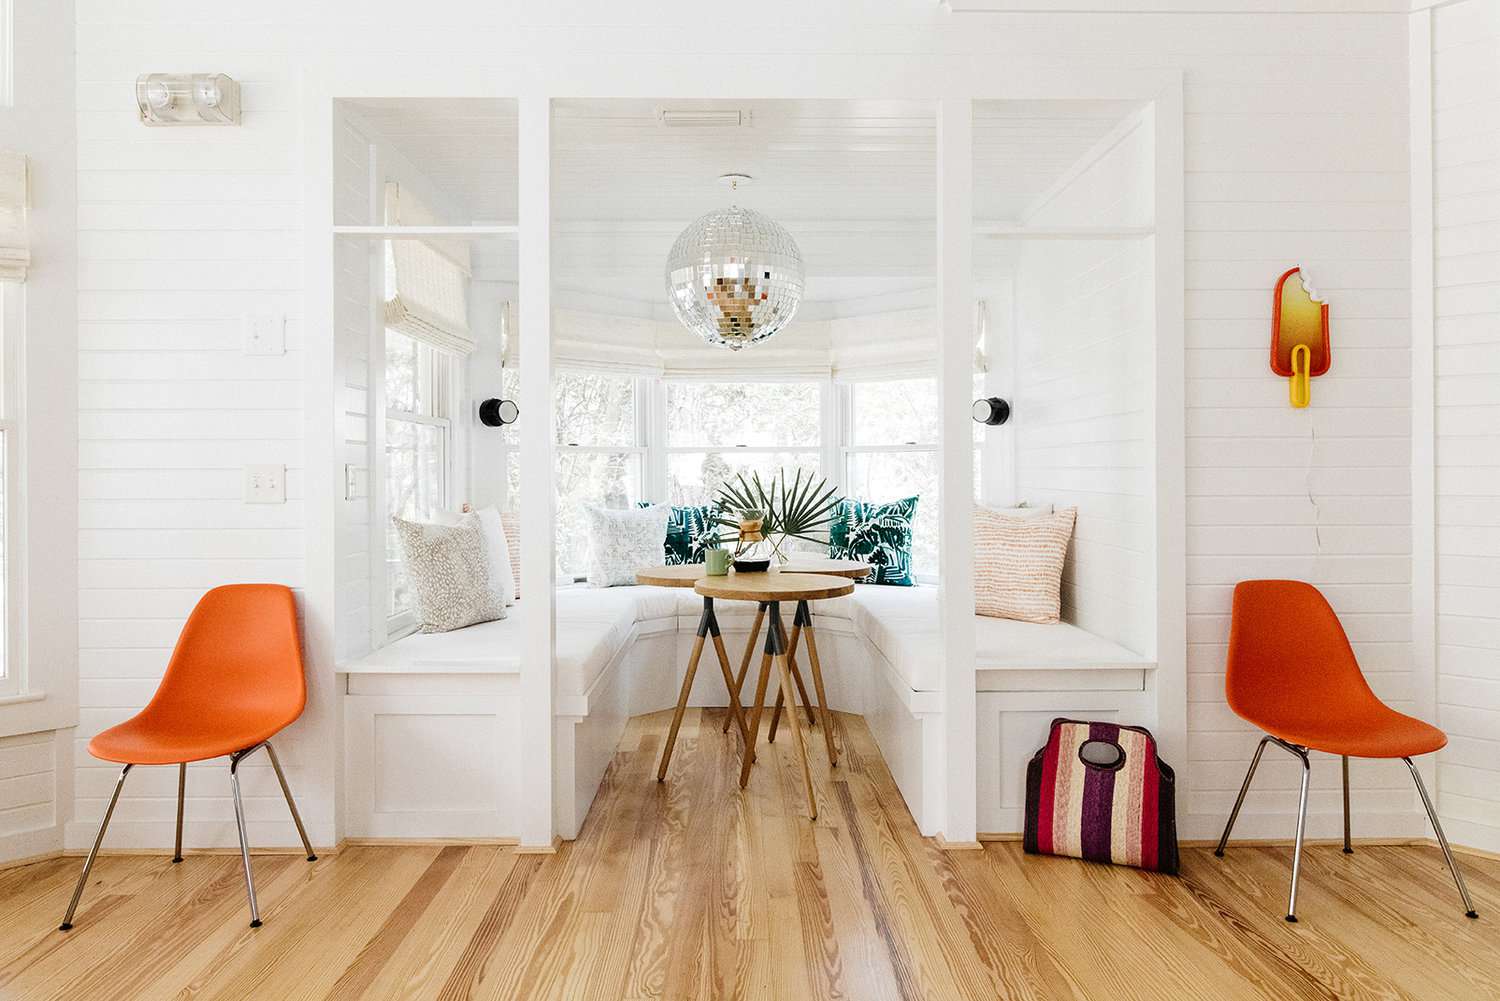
[705,548,731,576]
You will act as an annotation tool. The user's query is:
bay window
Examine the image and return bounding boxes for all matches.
[664,381,823,508]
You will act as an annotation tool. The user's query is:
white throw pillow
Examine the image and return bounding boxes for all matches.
[434,506,515,607]
[393,514,507,632]
[973,503,1076,623]
[584,504,670,587]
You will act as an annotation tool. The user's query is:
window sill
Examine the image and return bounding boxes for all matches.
[0,690,45,708]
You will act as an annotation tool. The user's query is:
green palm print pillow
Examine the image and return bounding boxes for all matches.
[637,503,721,565]
[829,496,917,586]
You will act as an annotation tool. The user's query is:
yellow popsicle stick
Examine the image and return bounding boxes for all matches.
[1289,343,1311,408]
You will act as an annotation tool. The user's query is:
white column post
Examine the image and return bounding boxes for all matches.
[518,95,558,851]
[1409,9,1438,796]
[936,97,977,848]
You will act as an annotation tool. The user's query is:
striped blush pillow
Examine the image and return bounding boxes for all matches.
[974,504,1077,622]
[499,510,522,599]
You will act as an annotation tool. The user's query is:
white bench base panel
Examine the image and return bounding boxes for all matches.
[339,585,1157,841]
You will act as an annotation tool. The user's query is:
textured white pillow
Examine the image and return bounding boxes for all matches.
[499,510,521,599]
[584,504,670,587]
[434,506,515,607]
[393,514,507,632]
[973,504,1076,623]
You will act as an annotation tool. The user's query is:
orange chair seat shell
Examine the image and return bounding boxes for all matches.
[1226,580,1444,759]
[88,584,306,766]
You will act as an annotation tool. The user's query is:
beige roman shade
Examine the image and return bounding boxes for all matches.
[382,182,475,355]
[0,152,29,283]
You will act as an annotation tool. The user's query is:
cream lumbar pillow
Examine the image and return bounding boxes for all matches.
[974,503,1077,623]
[393,514,507,632]
[584,504,670,587]
[435,505,516,607]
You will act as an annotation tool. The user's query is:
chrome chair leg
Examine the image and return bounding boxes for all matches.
[60,764,132,931]
[1286,748,1311,922]
[264,742,317,861]
[172,762,186,863]
[229,749,261,927]
[1215,735,1272,856]
[1405,757,1478,919]
[1350,756,1362,858]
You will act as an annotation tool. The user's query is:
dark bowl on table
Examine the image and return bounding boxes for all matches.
[732,558,771,574]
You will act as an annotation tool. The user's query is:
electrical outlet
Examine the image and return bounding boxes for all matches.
[243,311,285,355]
[244,464,286,504]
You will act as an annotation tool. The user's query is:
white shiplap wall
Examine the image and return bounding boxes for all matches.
[72,28,324,849]
[67,2,1415,846]
[1430,0,1500,851]
[1012,116,1154,655]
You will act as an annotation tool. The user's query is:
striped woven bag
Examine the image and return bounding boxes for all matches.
[1022,718,1179,874]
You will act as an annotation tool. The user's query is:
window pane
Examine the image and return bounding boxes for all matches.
[386,329,420,414]
[555,451,642,578]
[667,451,821,509]
[554,371,636,447]
[665,381,821,448]
[845,450,937,578]
[386,417,447,618]
[850,377,938,445]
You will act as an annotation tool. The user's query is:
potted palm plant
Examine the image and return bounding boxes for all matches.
[715,468,842,569]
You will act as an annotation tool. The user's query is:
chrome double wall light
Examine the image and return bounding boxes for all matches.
[135,74,241,126]
[664,174,805,351]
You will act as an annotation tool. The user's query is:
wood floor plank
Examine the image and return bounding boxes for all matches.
[3,712,1499,1001]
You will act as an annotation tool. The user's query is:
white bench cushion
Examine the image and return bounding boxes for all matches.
[342,581,1149,700]
[850,585,1149,693]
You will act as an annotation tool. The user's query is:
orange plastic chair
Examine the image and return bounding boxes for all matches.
[61,584,316,931]
[1214,580,1476,922]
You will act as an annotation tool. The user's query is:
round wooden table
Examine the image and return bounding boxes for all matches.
[718,558,871,748]
[696,572,856,819]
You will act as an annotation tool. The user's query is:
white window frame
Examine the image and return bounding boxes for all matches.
[382,330,458,638]
[0,282,23,700]
[554,368,649,582]
[839,378,941,584]
[659,377,829,505]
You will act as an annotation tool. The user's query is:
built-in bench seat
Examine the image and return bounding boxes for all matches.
[344,581,1150,699]
[339,579,1156,841]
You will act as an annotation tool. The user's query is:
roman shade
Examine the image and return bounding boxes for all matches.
[0,152,28,283]
[829,301,988,382]
[382,182,475,355]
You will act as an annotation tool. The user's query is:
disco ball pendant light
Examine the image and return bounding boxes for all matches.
[665,174,805,351]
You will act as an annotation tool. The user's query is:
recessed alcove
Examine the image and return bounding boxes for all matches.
[330,94,1168,844]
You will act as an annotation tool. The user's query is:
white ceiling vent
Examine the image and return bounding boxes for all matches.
[657,108,749,128]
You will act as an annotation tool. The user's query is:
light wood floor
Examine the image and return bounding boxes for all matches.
[3,710,1499,1001]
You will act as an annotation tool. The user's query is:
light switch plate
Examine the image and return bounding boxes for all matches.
[244,312,285,355]
[244,464,286,504]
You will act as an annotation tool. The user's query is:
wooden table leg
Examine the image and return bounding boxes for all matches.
[723,602,766,734]
[766,607,818,819]
[738,616,778,790]
[706,603,750,749]
[657,596,714,782]
[768,612,816,744]
[799,601,839,768]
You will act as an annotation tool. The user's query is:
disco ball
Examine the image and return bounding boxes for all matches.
[664,206,805,351]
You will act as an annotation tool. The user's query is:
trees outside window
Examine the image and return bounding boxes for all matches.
[665,381,822,508]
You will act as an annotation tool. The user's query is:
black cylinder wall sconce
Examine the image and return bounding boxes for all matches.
[971,397,1010,426]
[478,398,520,428]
